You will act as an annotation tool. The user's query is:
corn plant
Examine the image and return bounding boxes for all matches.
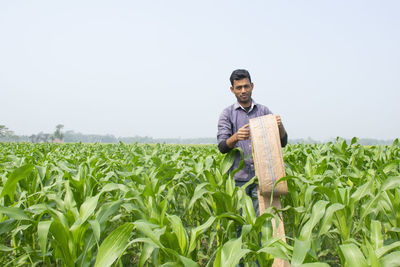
[0,139,399,266]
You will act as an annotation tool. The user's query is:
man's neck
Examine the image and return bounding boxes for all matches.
[239,100,252,108]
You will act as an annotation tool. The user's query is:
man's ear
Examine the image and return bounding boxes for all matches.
[251,83,254,89]
[230,86,234,93]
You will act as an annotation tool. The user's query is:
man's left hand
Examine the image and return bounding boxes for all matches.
[275,115,282,128]
[275,114,286,138]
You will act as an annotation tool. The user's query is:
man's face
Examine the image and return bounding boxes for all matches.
[230,78,254,105]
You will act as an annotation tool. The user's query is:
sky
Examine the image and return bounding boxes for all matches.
[1,0,399,141]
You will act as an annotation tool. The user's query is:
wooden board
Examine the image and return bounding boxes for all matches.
[250,114,289,267]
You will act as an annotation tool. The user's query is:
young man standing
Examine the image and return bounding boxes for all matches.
[217,69,288,216]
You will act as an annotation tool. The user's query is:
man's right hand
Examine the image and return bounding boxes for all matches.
[226,124,249,148]
[236,124,250,141]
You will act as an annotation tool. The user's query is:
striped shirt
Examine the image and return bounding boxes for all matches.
[217,99,287,181]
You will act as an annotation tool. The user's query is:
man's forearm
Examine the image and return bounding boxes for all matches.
[218,133,238,154]
[226,133,238,148]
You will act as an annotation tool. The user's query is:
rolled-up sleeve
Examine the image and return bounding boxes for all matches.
[281,133,288,147]
[217,108,232,144]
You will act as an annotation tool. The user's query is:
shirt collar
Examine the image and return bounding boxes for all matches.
[234,99,257,112]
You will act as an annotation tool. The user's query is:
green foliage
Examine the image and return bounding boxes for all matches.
[0,139,399,266]
[282,138,400,266]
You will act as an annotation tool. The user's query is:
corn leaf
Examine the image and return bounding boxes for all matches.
[188,216,216,254]
[376,241,400,258]
[38,220,52,257]
[299,200,328,240]
[213,236,250,267]
[0,206,30,221]
[300,263,330,267]
[380,251,400,267]
[318,203,344,236]
[291,238,311,267]
[49,219,75,267]
[168,214,188,255]
[339,243,368,267]
[0,164,34,202]
[94,222,135,267]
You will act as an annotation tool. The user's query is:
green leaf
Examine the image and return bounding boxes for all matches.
[339,243,368,267]
[168,215,188,255]
[365,240,379,267]
[96,199,123,229]
[220,149,237,174]
[382,160,400,175]
[94,223,135,267]
[188,216,216,254]
[300,263,330,267]
[258,244,290,261]
[299,200,328,240]
[243,192,257,223]
[89,219,101,242]
[139,243,156,267]
[381,176,400,191]
[350,137,358,145]
[131,237,160,249]
[49,219,75,267]
[359,195,382,230]
[0,206,30,221]
[0,219,17,235]
[38,220,52,257]
[305,155,313,177]
[135,220,165,248]
[291,239,311,267]
[253,212,275,231]
[304,185,317,206]
[370,220,383,250]
[351,179,372,203]
[100,183,125,193]
[318,203,344,236]
[159,262,180,267]
[11,224,31,236]
[178,255,200,267]
[187,183,209,211]
[0,164,34,201]
[0,244,14,252]
[376,241,400,258]
[213,236,250,267]
[380,251,400,267]
[78,193,100,224]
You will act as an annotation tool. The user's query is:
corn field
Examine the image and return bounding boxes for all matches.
[0,139,399,266]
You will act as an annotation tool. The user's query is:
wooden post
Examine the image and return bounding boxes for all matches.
[249,114,289,267]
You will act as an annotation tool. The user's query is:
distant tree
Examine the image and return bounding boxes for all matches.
[54,124,64,141]
[28,132,50,143]
[0,125,8,137]
[37,132,45,143]
[43,133,52,142]
[0,125,15,139]
[29,134,36,143]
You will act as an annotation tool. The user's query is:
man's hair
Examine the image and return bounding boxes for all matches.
[230,69,251,86]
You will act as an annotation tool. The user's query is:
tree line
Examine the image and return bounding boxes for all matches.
[0,124,64,143]
[0,124,396,145]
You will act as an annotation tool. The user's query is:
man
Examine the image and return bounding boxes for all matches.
[217,69,288,216]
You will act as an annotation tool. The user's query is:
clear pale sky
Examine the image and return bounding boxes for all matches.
[1,1,399,140]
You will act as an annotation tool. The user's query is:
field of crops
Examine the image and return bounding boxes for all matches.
[0,140,399,266]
